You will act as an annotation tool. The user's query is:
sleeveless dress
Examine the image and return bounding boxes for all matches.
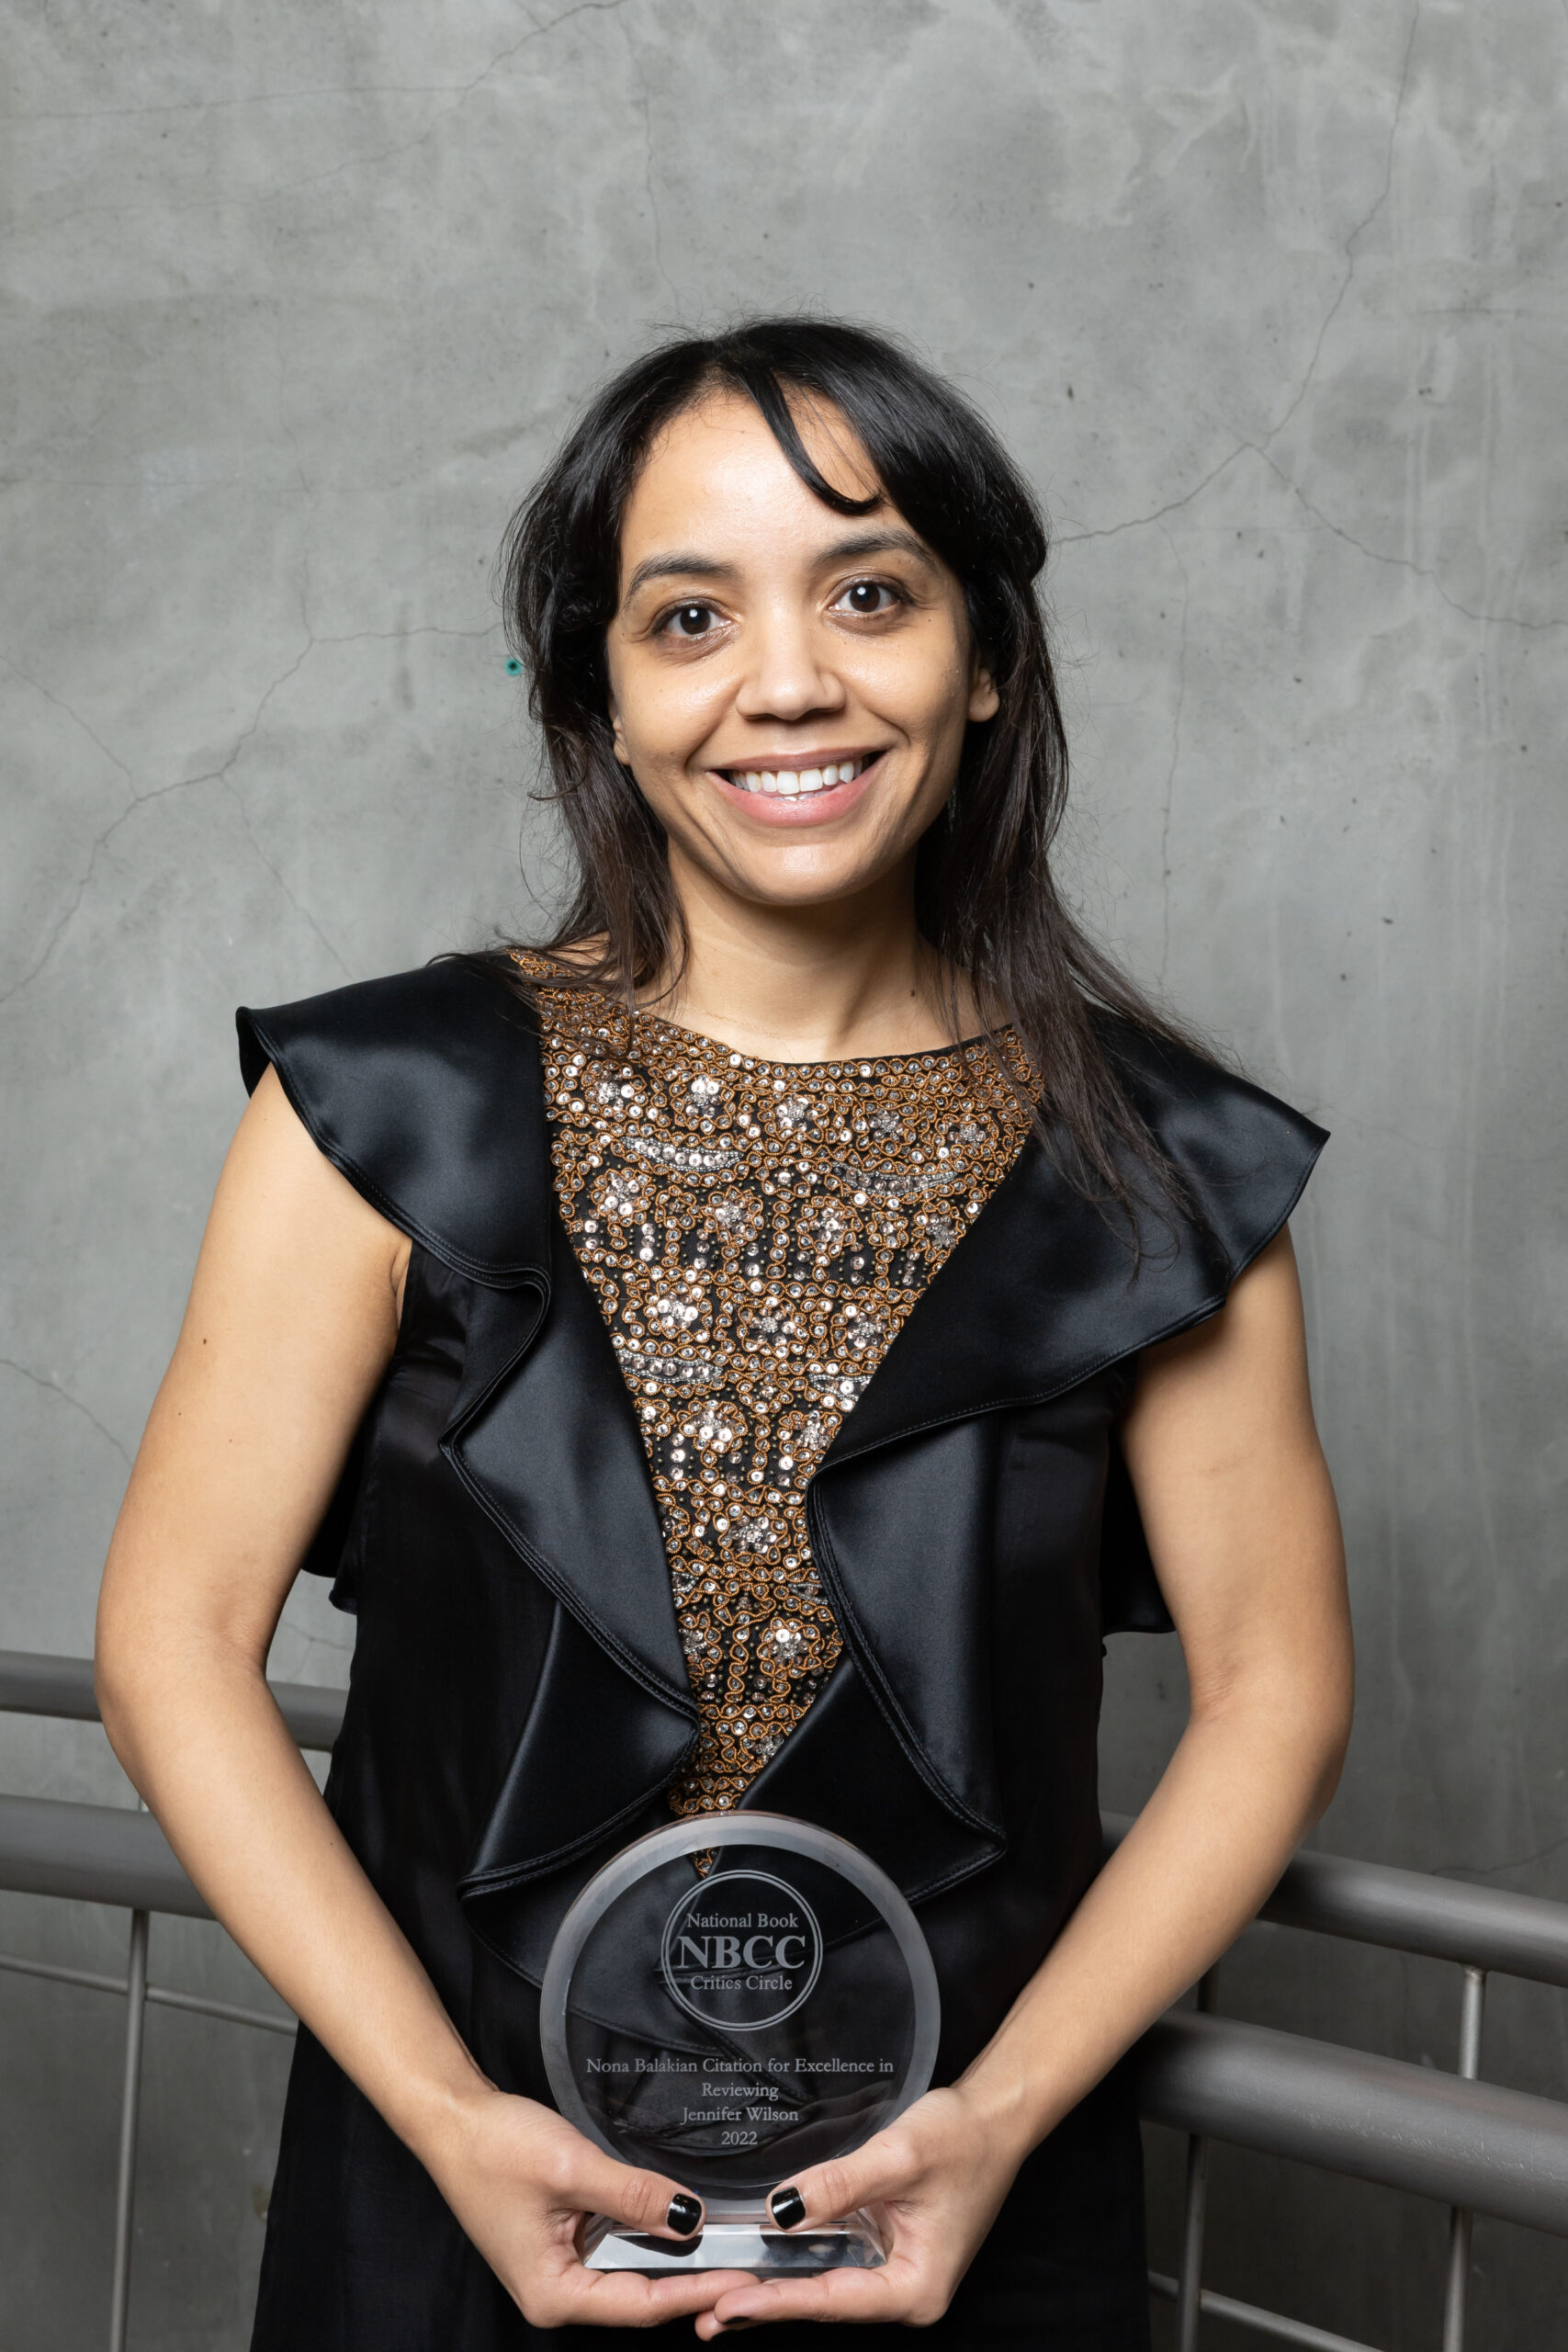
[235,957,1327,2352]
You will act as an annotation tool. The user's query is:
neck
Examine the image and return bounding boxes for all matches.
[644,852,979,1065]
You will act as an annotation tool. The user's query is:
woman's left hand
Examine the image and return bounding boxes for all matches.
[693,2085,1027,2335]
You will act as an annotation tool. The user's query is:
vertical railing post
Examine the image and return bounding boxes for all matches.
[1440,1965,1486,2352]
[108,1907,150,2352]
[1174,1966,1219,2352]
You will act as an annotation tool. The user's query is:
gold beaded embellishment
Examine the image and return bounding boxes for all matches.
[516,953,1035,1820]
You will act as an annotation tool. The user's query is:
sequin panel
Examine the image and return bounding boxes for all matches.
[515,954,1035,1819]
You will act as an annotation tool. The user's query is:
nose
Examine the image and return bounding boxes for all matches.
[733,600,846,726]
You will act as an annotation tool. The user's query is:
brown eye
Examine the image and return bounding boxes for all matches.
[663,603,716,638]
[839,581,898,616]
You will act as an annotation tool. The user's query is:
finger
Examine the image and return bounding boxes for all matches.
[547,2265,760,2330]
[764,2125,923,2231]
[704,2256,921,2333]
[563,2145,708,2243]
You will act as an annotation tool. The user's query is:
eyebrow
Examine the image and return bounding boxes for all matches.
[621,527,938,606]
[623,551,737,601]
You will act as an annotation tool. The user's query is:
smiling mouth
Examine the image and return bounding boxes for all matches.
[718,753,880,800]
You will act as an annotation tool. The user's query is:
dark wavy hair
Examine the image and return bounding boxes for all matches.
[493,315,1205,1216]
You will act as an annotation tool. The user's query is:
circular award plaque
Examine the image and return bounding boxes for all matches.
[539,1812,941,2272]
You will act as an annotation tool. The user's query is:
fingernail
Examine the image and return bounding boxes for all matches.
[666,2192,703,2237]
[768,2185,806,2231]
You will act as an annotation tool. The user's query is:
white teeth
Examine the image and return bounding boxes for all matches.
[725,755,870,795]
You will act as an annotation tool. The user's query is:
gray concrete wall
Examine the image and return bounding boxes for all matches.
[2,3,1563,2343]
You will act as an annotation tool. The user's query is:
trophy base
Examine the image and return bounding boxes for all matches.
[583,2203,886,2273]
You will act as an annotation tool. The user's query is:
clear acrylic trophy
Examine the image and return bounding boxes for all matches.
[539,1812,940,2273]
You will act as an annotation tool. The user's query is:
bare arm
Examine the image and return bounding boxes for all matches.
[701,1227,1353,2332]
[962,1223,1353,2132]
[96,1071,744,2325]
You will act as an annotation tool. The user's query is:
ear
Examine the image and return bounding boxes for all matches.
[967,652,999,724]
[607,692,631,766]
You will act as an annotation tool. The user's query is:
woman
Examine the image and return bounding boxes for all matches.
[96,319,1352,2348]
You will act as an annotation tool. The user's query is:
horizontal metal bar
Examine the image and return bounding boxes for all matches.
[0,1948,296,2034]
[0,1950,128,1996]
[0,1652,105,1724]
[0,1794,212,1917]
[0,1651,344,1752]
[1103,1813,1568,1989]
[1264,1851,1568,1990]
[1134,2011,1568,2238]
[148,1984,296,2035]
[1150,2269,1382,2351]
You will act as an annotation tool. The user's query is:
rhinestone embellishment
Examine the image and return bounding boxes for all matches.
[768,1620,809,1664]
[515,951,1033,1818]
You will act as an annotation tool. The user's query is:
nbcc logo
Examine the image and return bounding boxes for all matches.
[671,1930,809,1972]
[660,1871,823,2030]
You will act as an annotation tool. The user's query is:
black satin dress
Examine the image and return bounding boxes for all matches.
[235,961,1325,2350]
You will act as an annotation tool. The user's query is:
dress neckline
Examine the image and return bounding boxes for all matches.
[513,950,1010,1078]
[629,999,1009,1075]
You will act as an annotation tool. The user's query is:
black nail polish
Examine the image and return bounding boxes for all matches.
[769,2185,806,2231]
[666,2192,703,2237]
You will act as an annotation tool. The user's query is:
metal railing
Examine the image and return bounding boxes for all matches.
[3,1654,1566,2350]
[1115,1815,1568,2347]
[0,1654,331,2350]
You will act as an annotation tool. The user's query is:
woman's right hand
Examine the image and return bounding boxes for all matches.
[420,2085,755,2328]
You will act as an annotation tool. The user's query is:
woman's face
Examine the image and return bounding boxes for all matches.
[604,391,997,918]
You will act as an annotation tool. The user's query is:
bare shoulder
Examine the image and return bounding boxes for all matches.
[150,1061,410,1442]
[97,1069,412,1673]
[1119,1225,1348,1690]
[205,1064,412,1331]
[1125,1227,1312,1457]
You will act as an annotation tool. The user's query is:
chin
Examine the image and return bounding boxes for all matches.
[732,865,889,910]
